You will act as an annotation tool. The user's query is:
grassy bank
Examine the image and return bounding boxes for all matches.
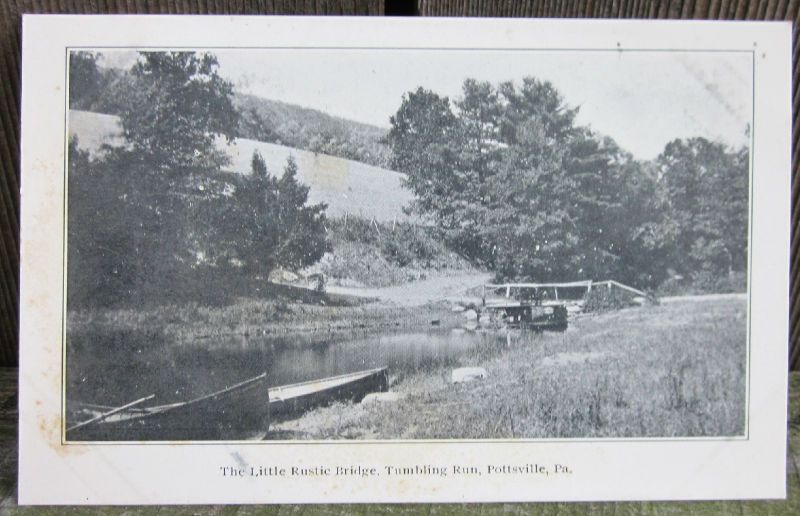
[272,297,747,439]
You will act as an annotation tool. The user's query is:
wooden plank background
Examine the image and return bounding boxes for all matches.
[0,0,796,368]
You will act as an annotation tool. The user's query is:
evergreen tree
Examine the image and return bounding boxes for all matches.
[485,78,579,279]
[273,157,328,270]
[226,152,327,278]
[116,51,239,172]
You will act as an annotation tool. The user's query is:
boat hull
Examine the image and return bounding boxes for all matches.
[67,373,270,442]
[269,367,389,420]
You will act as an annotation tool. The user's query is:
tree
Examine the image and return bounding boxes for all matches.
[69,52,104,110]
[273,157,329,270]
[483,78,580,279]
[387,78,584,277]
[387,87,462,226]
[68,50,335,307]
[456,79,504,187]
[387,78,749,292]
[387,83,508,261]
[386,77,685,288]
[68,51,242,306]
[613,159,671,288]
[67,137,183,306]
[116,51,239,172]
[656,138,749,284]
[239,106,279,143]
[106,51,241,286]
[225,152,327,278]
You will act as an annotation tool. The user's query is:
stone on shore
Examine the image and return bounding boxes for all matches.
[451,367,488,383]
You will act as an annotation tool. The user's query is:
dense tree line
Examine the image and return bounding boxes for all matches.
[67,50,749,305]
[235,94,392,169]
[68,52,327,308]
[386,79,749,291]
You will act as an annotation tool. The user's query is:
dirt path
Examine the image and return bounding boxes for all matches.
[326,272,493,307]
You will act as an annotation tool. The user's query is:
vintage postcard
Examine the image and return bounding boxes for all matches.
[18,15,791,504]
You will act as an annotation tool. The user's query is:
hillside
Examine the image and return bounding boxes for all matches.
[68,109,414,222]
[234,94,392,168]
[74,59,393,168]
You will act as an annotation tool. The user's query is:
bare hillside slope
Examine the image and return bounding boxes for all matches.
[68,109,414,222]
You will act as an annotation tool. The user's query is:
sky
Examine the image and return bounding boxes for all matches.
[100,49,752,161]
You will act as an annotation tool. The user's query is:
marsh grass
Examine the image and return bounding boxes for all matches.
[273,298,747,439]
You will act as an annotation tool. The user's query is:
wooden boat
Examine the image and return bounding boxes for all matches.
[66,372,270,442]
[269,367,388,420]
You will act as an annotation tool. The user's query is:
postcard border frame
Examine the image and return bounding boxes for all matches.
[60,44,757,446]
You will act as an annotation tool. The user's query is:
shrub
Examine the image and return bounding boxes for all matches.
[691,270,747,294]
[655,271,747,297]
[380,224,437,267]
[583,287,638,313]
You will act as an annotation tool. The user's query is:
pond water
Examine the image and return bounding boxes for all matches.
[67,327,512,407]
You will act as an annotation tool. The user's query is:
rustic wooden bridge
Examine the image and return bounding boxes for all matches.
[482,279,649,313]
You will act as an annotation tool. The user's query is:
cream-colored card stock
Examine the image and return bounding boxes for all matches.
[18,15,791,504]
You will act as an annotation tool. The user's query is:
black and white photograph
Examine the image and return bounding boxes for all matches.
[63,46,753,442]
[17,15,791,505]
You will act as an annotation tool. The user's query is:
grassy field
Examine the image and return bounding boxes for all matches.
[273,297,747,439]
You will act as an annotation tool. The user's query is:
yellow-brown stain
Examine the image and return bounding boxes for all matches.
[302,152,349,192]
[39,414,87,456]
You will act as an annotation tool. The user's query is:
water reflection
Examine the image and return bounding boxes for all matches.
[68,328,510,407]
[210,329,509,386]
